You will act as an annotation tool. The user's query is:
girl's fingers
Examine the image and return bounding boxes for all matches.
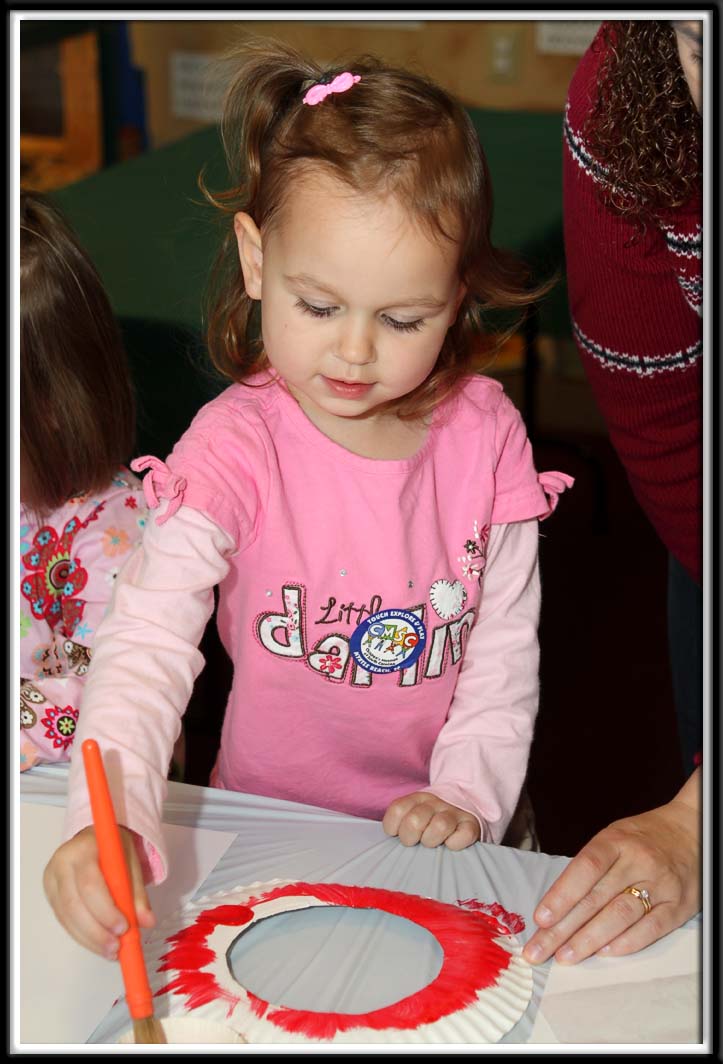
[74,861,129,935]
[120,830,155,927]
[397,802,436,846]
[442,817,480,851]
[50,869,123,958]
[382,793,420,837]
[419,810,461,848]
[384,793,481,849]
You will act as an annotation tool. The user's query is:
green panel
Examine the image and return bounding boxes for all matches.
[469,109,568,338]
[52,126,229,334]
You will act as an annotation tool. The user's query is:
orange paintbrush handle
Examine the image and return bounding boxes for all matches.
[82,738,154,1021]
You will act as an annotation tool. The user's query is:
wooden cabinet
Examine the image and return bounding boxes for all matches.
[21,30,103,190]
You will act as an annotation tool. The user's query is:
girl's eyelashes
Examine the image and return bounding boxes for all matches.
[295,298,335,319]
[294,298,425,333]
[381,314,424,333]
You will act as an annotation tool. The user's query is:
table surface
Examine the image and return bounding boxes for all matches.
[17,763,702,1047]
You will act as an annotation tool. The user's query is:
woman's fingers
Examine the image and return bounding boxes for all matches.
[523,797,701,965]
[596,901,680,958]
[523,835,621,962]
[550,880,658,964]
[533,833,620,928]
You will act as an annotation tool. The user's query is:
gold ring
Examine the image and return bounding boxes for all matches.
[623,885,652,915]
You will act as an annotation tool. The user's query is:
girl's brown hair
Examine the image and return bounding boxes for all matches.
[203,37,551,419]
[20,190,136,516]
[584,21,702,226]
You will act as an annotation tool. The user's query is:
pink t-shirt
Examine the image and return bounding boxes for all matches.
[141,374,561,816]
[63,374,572,880]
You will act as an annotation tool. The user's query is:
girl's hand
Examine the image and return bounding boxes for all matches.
[43,825,155,959]
[382,791,481,850]
[522,789,701,966]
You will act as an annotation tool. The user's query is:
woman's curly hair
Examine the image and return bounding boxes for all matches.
[584,21,701,225]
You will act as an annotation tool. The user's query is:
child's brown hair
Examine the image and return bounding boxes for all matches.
[20,190,136,515]
[204,37,551,419]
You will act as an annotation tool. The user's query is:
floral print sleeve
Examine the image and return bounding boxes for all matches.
[19,469,148,771]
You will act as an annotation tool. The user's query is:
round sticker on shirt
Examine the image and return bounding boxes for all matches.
[349,608,426,674]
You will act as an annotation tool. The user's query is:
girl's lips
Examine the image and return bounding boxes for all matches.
[323,376,373,398]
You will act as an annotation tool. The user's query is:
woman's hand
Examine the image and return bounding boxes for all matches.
[383,791,481,850]
[522,770,701,965]
[43,825,155,959]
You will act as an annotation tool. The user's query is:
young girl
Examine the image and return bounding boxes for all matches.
[20,191,148,772]
[44,40,572,959]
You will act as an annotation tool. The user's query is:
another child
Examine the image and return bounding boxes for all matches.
[44,41,572,958]
[20,191,148,771]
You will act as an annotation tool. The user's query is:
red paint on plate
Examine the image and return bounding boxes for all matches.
[457,896,526,935]
[154,882,516,1039]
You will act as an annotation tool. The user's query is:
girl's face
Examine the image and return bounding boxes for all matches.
[673,20,702,114]
[234,169,464,431]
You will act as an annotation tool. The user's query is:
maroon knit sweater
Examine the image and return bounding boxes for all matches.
[563,27,702,584]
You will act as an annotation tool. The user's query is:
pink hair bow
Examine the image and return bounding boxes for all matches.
[303,72,361,106]
[130,455,187,526]
[538,470,575,519]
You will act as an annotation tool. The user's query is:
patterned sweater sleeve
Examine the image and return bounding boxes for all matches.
[563,27,702,583]
[19,474,148,772]
[425,519,540,842]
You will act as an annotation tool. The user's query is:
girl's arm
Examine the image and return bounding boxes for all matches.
[45,501,235,958]
[383,519,540,847]
[62,500,236,883]
[426,518,540,841]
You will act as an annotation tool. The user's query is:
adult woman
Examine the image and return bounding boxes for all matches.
[523,20,702,965]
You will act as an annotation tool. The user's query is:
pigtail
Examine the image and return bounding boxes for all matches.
[220,38,320,211]
[202,38,322,383]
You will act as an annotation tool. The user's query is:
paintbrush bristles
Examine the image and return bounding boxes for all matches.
[132,1015,167,1044]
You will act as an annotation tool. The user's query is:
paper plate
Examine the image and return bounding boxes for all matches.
[143,879,533,1044]
[118,1016,245,1044]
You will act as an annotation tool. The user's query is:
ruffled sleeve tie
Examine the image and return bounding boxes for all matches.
[130,456,187,526]
[538,470,575,519]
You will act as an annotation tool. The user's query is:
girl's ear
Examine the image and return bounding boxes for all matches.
[234,213,263,299]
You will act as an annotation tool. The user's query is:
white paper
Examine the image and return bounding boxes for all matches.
[529,924,701,1044]
[18,802,237,1045]
[540,973,700,1044]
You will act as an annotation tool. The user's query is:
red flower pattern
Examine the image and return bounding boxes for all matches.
[41,704,79,751]
[20,503,105,637]
[318,654,343,675]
